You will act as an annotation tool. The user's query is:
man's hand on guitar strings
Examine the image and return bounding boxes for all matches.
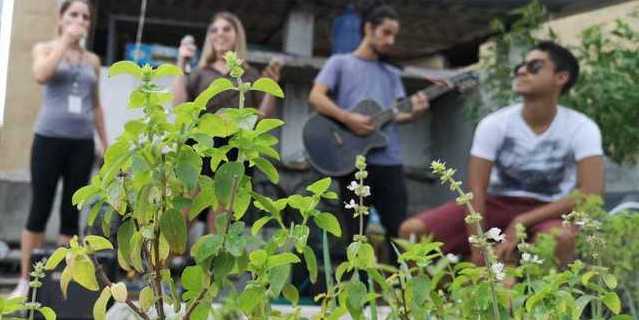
[344,112,375,136]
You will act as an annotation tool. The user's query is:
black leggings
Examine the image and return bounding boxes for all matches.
[26,134,95,235]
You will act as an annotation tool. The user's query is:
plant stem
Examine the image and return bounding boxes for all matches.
[182,287,209,320]
[449,179,501,319]
[153,156,167,320]
[368,276,378,320]
[28,284,37,320]
[91,255,151,320]
[322,230,335,310]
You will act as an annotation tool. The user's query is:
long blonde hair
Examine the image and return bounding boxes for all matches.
[198,12,248,68]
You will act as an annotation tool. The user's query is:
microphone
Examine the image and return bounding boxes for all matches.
[180,34,195,74]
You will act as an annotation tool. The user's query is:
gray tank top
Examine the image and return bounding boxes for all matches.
[34,57,97,139]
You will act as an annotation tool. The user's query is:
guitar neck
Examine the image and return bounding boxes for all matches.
[372,83,453,127]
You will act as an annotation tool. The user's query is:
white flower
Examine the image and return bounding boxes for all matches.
[485,227,506,243]
[344,199,358,210]
[446,253,459,264]
[575,220,586,226]
[491,262,505,281]
[347,181,359,191]
[521,252,544,265]
[358,185,371,197]
[468,235,481,245]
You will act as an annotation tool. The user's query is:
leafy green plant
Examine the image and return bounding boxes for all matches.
[0,259,55,320]
[36,50,634,319]
[476,1,639,164]
[42,52,342,320]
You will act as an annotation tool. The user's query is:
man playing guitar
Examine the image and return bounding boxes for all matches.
[308,4,429,260]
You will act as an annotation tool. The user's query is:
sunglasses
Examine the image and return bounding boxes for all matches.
[513,59,545,76]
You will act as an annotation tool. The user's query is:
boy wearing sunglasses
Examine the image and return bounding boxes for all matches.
[399,41,604,267]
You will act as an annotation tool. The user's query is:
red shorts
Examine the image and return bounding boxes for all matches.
[414,195,567,256]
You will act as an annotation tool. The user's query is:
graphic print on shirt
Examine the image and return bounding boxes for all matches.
[492,137,573,196]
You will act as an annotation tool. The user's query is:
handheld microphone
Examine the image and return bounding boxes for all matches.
[180,34,195,74]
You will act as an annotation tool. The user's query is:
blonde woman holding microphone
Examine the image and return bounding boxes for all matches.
[172,12,282,233]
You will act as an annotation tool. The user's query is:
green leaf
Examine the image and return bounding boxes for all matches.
[347,241,376,269]
[87,200,104,226]
[345,279,367,317]
[303,246,318,283]
[255,118,285,135]
[306,177,332,195]
[572,295,595,318]
[84,235,114,252]
[602,292,621,314]
[117,219,135,268]
[60,267,72,299]
[322,191,338,200]
[249,249,268,268]
[139,286,154,313]
[251,192,278,216]
[215,161,245,207]
[225,221,247,257]
[603,273,618,289]
[233,181,252,220]
[287,195,314,212]
[250,77,284,98]
[129,232,144,272]
[72,184,99,209]
[253,158,279,184]
[191,303,211,320]
[71,255,99,291]
[175,146,202,191]
[38,306,56,320]
[238,285,264,314]
[110,282,128,303]
[191,234,224,264]
[108,61,142,79]
[152,64,183,78]
[610,315,634,320]
[266,252,300,269]
[189,176,217,221]
[93,287,111,320]
[198,113,238,138]
[292,224,310,253]
[336,262,350,282]
[194,78,234,108]
[181,265,205,292]
[160,208,187,254]
[581,271,597,286]
[128,90,145,109]
[313,212,342,237]
[251,216,273,236]
[219,107,259,130]
[283,283,300,306]
[268,264,291,297]
[212,253,235,282]
[45,247,68,270]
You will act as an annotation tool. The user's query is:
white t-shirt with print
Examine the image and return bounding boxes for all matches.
[470,104,603,202]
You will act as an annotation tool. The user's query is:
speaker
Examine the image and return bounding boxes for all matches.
[30,249,116,320]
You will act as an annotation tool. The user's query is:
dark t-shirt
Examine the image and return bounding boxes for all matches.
[185,64,263,113]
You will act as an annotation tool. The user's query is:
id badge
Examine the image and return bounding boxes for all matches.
[68,95,82,114]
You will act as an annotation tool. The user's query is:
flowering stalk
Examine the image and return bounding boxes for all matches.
[430,160,501,319]
[562,210,606,319]
[515,223,544,292]
[26,259,47,320]
[345,155,371,238]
